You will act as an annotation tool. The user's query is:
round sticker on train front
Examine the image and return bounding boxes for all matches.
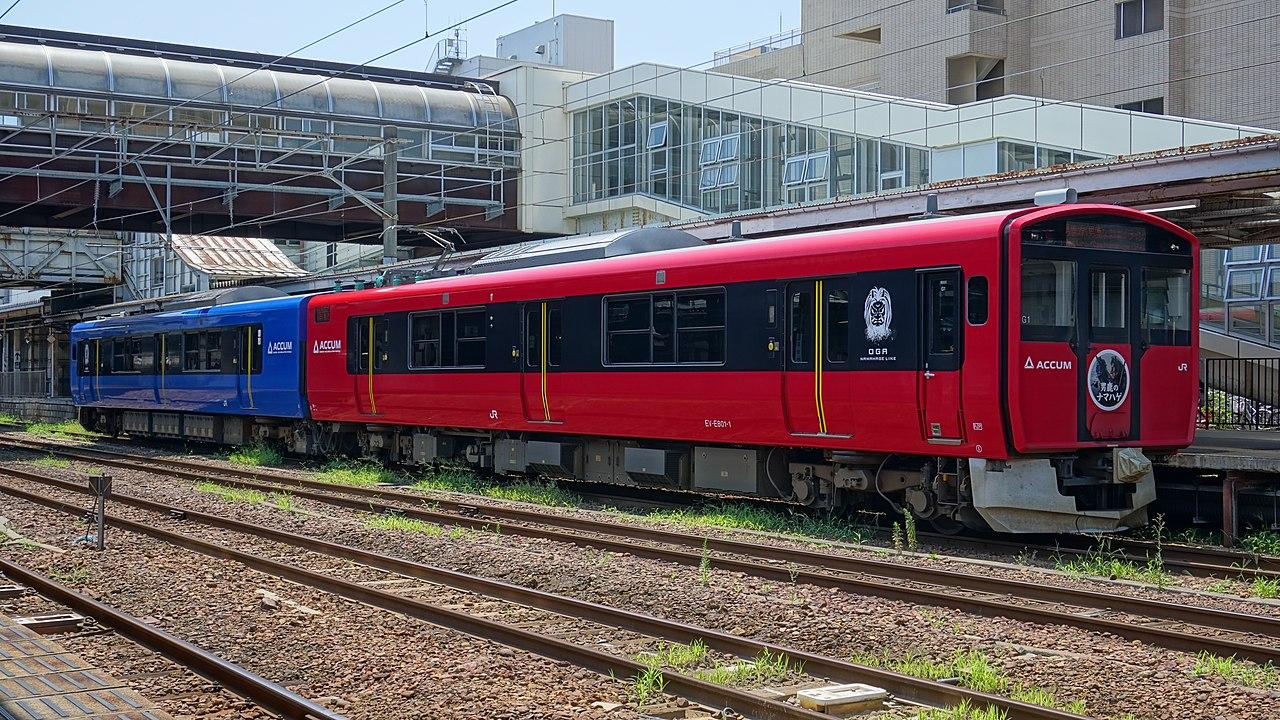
[1087,349,1130,411]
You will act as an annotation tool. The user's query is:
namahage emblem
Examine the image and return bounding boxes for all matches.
[1087,349,1130,411]
[864,287,893,342]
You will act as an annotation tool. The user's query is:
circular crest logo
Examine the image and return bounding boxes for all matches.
[1087,349,1130,411]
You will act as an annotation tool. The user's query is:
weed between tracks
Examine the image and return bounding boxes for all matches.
[24,421,95,438]
[364,513,444,536]
[316,460,395,486]
[0,412,19,424]
[1193,651,1279,689]
[626,641,801,703]
[412,469,581,507]
[1242,530,1280,556]
[852,649,1087,714]
[226,442,283,467]
[1053,536,1175,588]
[29,454,70,469]
[195,481,294,511]
[639,502,865,544]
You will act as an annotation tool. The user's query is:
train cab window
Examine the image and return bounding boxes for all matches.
[1090,267,1128,341]
[1142,267,1191,345]
[1021,259,1076,342]
[789,287,813,364]
[524,306,564,369]
[967,276,989,325]
[826,288,849,363]
[676,291,724,364]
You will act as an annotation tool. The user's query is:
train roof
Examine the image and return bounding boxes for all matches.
[312,204,1194,308]
[72,293,311,334]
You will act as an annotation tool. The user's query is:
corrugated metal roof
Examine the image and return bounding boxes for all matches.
[171,235,308,279]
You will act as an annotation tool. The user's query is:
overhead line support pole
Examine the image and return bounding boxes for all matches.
[382,125,398,265]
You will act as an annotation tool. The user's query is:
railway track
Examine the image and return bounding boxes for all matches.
[4,436,1279,668]
[0,465,1092,720]
[0,555,344,720]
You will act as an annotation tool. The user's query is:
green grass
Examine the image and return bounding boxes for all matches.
[29,454,71,469]
[411,469,581,508]
[316,460,396,486]
[853,649,1085,713]
[25,421,95,438]
[626,664,666,705]
[1242,530,1280,556]
[637,640,709,672]
[1252,576,1280,599]
[1054,538,1174,587]
[642,502,865,544]
[915,700,1008,720]
[0,412,20,424]
[227,442,283,467]
[693,649,801,686]
[364,513,443,536]
[196,481,294,510]
[1193,652,1278,689]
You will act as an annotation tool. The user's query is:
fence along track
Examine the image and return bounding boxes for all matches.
[0,556,346,720]
[0,464,1086,720]
[3,438,1279,665]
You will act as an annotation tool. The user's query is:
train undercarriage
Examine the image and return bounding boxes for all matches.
[79,407,1157,534]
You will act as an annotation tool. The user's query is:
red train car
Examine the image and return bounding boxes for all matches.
[304,203,1198,533]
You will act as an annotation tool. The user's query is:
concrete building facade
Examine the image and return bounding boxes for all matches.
[715,0,1279,129]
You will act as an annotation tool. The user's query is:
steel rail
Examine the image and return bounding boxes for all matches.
[0,557,346,720]
[3,440,1277,664]
[8,440,1277,642]
[0,479,831,720]
[0,466,1085,720]
[11,436,1274,580]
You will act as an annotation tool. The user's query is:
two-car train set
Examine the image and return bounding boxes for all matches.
[70,203,1199,534]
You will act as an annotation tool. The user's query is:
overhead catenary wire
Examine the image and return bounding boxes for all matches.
[7,2,1274,302]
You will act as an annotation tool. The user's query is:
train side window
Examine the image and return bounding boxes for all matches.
[205,332,222,371]
[653,293,675,363]
[455,309,487,367]
[676,290,724,364]
[111,338,133,373]
[548,309,563,367]
[524,306,564,369]
[826,288,849,363]
[789,287,812,365]
[1021,259,1076,342]
[411,313,442,367]
[605,296,653,364]
[236,325,263,374]
[926,273,959,357]
[163,333,182,372]
[133,335,155,374]
[349,316,389,372]
[967,276,989,325]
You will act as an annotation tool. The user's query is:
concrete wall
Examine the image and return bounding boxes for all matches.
[0,396,74,422]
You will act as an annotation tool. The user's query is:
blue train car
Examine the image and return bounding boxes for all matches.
[70,294,311,442]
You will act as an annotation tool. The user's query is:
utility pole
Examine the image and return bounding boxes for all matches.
[382,126,398,266]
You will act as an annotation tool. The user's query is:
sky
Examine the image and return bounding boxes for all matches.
[1,0,801,73]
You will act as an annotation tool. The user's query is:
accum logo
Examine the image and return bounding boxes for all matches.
[312,339,343,354]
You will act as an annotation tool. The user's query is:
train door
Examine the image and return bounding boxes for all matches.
[231,325,263,411]
[75,338,100,402]
[350,315,389,415]
[918,270,964,442]
[521,300,563,423]
[782,278,853,436]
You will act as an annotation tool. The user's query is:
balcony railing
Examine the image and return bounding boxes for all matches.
[1200,358,1280,430]
[713,28,803,67]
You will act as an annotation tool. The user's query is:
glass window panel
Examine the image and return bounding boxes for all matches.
[168,61,226,101]
[333,122,382,155]
[222,67,279,108]
[280,73,338,113]
[0,43,50,86]
[1037,147,1074,167]
[108,52,170,98]
[967,276,989,325]
[719,134,739,161]
[719,163,739,187]
[929,275,959,355]
[423,86,477,127]
[646,121,667,149]
[1227,269,1263,299]
[783,157,806,184]
[699,138,720,165]
[654,294,675,364]
[1142,268,1191,345]
[379,84,429,122]
[411,313,442,368]
[49,48,109,91]
[608,296,651,332]
[115,101,170,137]
[1021,259,1076,341]
[826,288,849,363]
[1230,303,1264,339]
[805,154,829,182]
[699,166,720,190]
[998,141,1036,172]
[1226,245,1263,263]
[1090,267,1127,339]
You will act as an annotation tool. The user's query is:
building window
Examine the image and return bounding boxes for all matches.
[699,138,721,165]
[1227,269,1264,300]
[718,163,740,187]
[699,166,720,190]
[1115,0,1163,39]
[646,121,668,149]
[1116,97,1164,115]
[150,256,165,287]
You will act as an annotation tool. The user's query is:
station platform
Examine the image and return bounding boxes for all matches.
[1156,429,1280,545]
[0,612,172,720]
